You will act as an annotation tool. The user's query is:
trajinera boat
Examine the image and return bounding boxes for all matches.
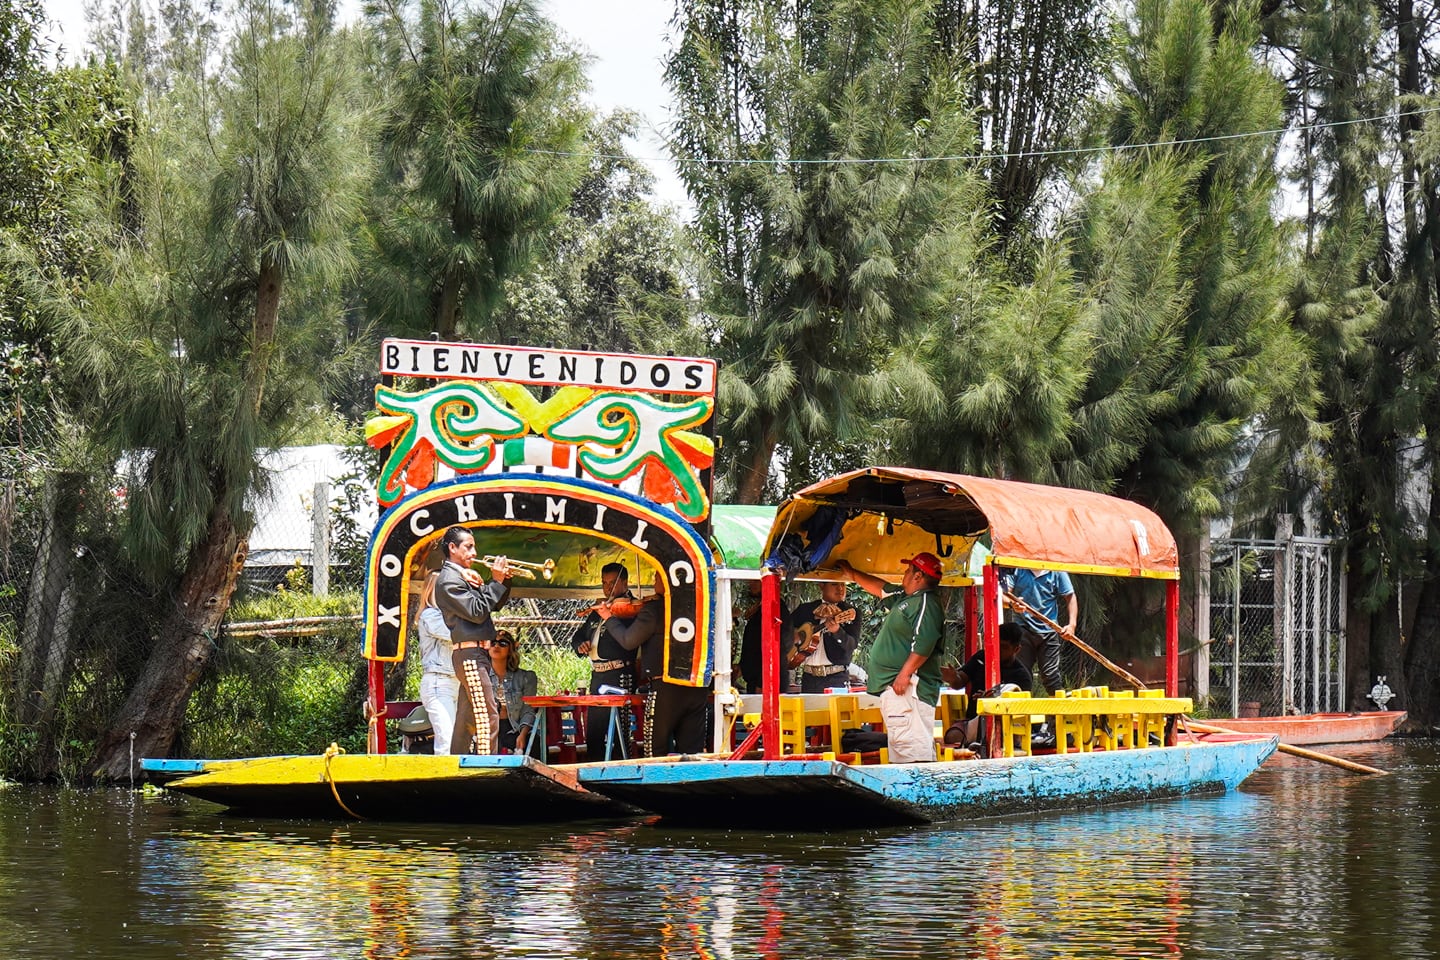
[1199,711,1404,746]
[143,339,1277,827]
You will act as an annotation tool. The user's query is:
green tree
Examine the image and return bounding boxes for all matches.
[34,0,375,779]
[668,0,989,502]
[364,0,589,338]
[931,0,1110,256]
[885,241,1093,483]
[1065,0,1307,535]
[495,110,696,354]
[1,0,132,427]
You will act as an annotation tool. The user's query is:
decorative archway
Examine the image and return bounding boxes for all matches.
[362,474,714,685]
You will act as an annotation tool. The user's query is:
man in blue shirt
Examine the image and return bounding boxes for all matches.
[1003,567,1077,696]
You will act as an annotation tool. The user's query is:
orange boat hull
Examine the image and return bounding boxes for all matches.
[1209,711,1405,746]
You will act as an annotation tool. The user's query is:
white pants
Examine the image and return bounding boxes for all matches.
[420,672,460,755]
[880,684,937,763]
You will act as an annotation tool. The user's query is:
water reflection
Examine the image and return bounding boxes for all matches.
[2,740,1438,959]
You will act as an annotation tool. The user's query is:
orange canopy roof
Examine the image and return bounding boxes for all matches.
[766,467,1178,582]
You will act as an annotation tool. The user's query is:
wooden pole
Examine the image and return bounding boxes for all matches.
[1003,590,1150,691]
[1184,720,1389,776]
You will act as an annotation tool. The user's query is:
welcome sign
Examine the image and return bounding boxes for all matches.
[368,339,719,521]
[380,340,718,395]
[363,474,714,685]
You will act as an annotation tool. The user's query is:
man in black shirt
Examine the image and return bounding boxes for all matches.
[571,562,643,759]
[954,622,1033,697]
[943,622,1032,746]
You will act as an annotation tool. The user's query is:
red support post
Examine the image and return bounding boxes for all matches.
[367,659,387,754]
[982,564,1002,758]
[1166,578,1180,698]
[982,565,1000,689]
[761,568,782,760]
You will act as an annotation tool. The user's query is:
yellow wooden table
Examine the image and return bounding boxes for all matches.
[739,693,884,754]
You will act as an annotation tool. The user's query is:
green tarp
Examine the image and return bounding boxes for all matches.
[709,504,777,570]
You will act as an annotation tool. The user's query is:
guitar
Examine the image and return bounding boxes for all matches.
[786,606,857,668]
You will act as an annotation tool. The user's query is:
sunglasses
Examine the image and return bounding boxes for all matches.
[492,639,513,648]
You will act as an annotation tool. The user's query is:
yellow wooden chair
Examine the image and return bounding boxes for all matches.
[938,691,969,731]
[998,690,1034,757]
[1136,688,1168,746]
[778,695,808,755]
[1096,690,1137,750]
[1054,687,1105,754]
[828,694,862,753]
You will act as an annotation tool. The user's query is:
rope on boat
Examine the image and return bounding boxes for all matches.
[321,743,366,820]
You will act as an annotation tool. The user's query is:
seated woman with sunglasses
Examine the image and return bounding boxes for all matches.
[484,630,539,757]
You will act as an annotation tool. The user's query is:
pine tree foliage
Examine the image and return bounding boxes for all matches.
[495,110,696,355]
[1067,0,1307,531]
[60,3,372,582]
[931,0,1111,253]
[363,0,589,338]
[28,0,377,777]
[885,241,1093,482]
[667,0,990,502]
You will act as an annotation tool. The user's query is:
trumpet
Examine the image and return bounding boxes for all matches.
[477,555,556,580]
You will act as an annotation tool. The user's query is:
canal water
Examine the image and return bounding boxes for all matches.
[1,740,1436,959]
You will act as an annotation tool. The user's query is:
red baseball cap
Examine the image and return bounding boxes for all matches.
[902,552,942,579]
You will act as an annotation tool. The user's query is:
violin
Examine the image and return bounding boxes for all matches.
[588,594,657,620]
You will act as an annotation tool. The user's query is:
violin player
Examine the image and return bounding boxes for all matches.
[570,562,651,760]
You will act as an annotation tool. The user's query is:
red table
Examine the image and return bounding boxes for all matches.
[524,694,647,763]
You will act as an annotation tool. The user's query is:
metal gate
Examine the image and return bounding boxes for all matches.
[1204,526,1345,718]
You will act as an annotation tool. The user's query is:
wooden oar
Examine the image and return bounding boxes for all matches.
[1184,719,1390,776]
[1002,595,1389,776]
[1001,591,1150,691]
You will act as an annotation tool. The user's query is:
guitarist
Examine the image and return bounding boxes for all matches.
[787,582,862,693]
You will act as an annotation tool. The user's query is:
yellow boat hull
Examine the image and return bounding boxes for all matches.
[142,754,638,822]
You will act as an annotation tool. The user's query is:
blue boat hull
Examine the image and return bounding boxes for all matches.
[577,738,1279,827]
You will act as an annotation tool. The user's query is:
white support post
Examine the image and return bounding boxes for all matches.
[312,481,331,597]
[1275,514,1294,714]
[711,574,736,754]
[1195,528,1211,701]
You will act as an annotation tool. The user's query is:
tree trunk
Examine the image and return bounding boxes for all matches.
[1404,446,1440,727]
[1344,564,1372,711]
[437,268,461,340]
[90,504,247,782]
[14,474,85,777]
[735,419,779,504]
[247,254,282,414]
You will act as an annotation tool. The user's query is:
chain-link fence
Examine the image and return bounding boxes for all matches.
[1206,530,1345,718]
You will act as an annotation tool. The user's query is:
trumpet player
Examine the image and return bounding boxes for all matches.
[570,562,648,760]
[436,525,511,754]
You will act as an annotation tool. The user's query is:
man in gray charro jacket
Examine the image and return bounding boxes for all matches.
[435,525,511,754]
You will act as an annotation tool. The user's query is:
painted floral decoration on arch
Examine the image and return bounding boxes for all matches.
[365,381,716,521]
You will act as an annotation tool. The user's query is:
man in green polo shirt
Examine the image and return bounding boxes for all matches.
[835,552,945,763]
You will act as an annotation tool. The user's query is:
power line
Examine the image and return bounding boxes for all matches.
[529,106,1440,167]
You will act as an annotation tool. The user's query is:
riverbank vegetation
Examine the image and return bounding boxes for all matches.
[3,0,1440,780]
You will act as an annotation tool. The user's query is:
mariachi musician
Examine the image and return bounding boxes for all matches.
[787,582,861,693]
[570,562,654,760]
